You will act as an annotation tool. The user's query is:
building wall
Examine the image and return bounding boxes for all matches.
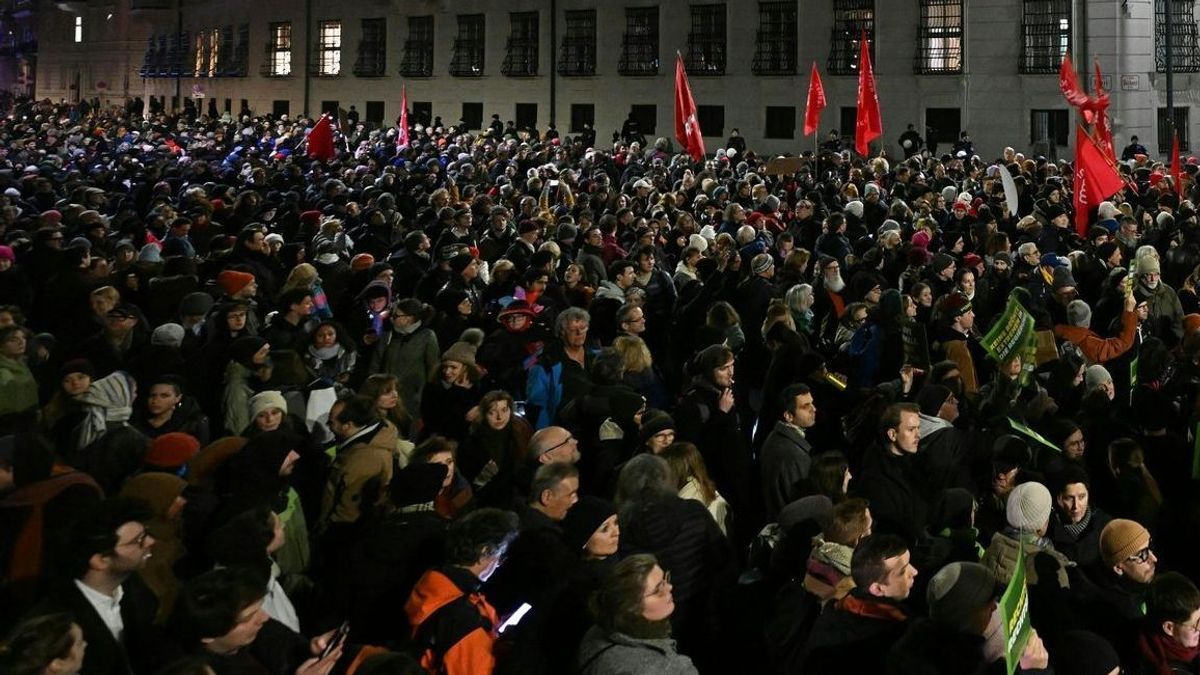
[32,0,1194,159]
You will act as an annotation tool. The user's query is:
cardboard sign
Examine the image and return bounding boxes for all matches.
[901,321,931,370]
[764,156,805,175]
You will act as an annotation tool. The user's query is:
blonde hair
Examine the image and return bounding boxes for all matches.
[661,442,718,505]
[282,263,318,292]
[613,335,653,373]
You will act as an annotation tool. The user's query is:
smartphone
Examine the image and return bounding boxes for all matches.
[321,621,350,659]
[514,400,527,417]
[498,603,532,634]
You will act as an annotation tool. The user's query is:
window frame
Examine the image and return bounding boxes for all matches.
[450,14,486,77]
[1029,108,1070,146]
[1158,106,1191,152]
[1155,0,1200,73]
[619,7,660,76]
[753,1,798,76]
[264,22,292,77]
[401,15,434,77]
[915,0,963,74]
[354,17,387,77]
[502,11,539,77]
[685,3,727,76]
[315,20,342,77]
[559,9,597,76]
[827,0,874,75]
[1019,0,1071,74]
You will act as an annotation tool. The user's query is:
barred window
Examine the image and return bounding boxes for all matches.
[753,2,797,75]
[1029,109,1069,146]
[1020,0,1070,74]
[315,20,342,76]
[216,26,233,76]
[915,0,962,74]
[139,37,158,78]
[559,10,596,76]
[192,31,207,78]
[1159,107,1191,151]
[570,103,595,133]
[686,4,726,75]
[450,14,485,77]
[503,12,539,77]
[354,18,387,77]
[1155,0,1200,73]
[156,35,169,76]
[620,7,660,75]
[168,31,187,78]
[263,22,291,77]
[231,24,249,76]
[828,0,874,75]
[401,16,434,77]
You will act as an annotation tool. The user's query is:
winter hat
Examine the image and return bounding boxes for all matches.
[1049,630,1121,675]
[389,462,448,507]
[248,390,287,421]
[927,562,1001,628]
[449,252,476,275]
[1006,481,1053,533]
[939,292,972,320]
[137,244,162,263]
[844,201,864,219]
[638,410,676,446]
[931,253,955,274]
[1185,314,1200,339]
[350,253,376,272]
[962,253,983,269]
[1066,299,1092,328]
[916,384,953,417]
[1052,266,1077,292]
[911,230,932,250]
[1094,241,1118,262]
[441,340,478,368]
[151,323,185,347]
[60,358,95,379]
[778,494,835,533]
[993,435,1031,472]
[863,183,880,198]
[992,251,1013,266]
[144,432,201,471]
[179,292,215,317]
[561,495,618,551]
[217,270,255,296]
[1084,365,1112,394]
[751,253,774,275]
[1100,519,1151,567]
[557,223,578,243]
[1138,255,1162,275]
[1040,253,1067,268]
[0,245,14,261]
[687,233,709,253]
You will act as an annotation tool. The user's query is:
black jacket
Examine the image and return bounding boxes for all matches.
[803,591,911,674]
[853,444,930,545]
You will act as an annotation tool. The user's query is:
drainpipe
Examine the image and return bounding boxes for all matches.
[174,0,181,108]
[302,0,311,117]
[549,0,557,128]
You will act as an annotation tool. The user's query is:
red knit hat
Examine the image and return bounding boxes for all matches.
[218,270,255,296]
[350,253,375,272]
[145,432,201,470]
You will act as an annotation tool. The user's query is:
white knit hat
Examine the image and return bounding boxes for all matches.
[1006,482,1052,533]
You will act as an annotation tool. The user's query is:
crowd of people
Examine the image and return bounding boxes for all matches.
[2,92,1200,675]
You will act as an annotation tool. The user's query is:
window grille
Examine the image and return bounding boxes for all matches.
[401,16,434,76]
[1155,0,1200,73]
[261,22,291,77]
[1159,107,1191,151]
[354,18,387,77]
[1029,109,1069,145]
[752,2,797,75]
[139,37,157,78]
[230,24,248,76]
[915,0,963,74]
[503,12,539,76]
[620,7,660,75]
[559,10,596,76]
[1019,0,1070,74]
[828,0,874,75]
[314,20,342,76]
[215,26,233,76]
[167,31,187,78]
[450,14,486,77]
[686,4,726,75]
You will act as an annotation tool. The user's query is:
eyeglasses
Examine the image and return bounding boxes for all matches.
[645,570,672,598]
[1126,543,1154,564]
[116,529,151,549]
[541,435,575,456]
[1179,620,1200,634]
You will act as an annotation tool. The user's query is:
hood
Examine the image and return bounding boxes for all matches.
[595,281,625,301]
[919,413,953,437]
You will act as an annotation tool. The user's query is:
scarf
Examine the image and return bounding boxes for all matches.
[76,372,135,450]
[393,320,421,336]
[1139,629,1200,675]
[1062,506,1094,539]
[835,592,908,623]
[308,343,342,361]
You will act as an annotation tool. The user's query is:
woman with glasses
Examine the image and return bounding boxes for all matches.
[577,553,698,675]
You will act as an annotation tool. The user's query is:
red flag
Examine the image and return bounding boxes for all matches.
[397,85,410,149]
[1074,126,1126,235]
[674,53,705,161]
[1093,60,1115,159]
[1172,132,1183,196]
[855,31,882,157]
[1059,55,1089,109]
[803,61,826,137]
[306,114,335,162]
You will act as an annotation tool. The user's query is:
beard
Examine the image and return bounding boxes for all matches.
[826,272,846,293]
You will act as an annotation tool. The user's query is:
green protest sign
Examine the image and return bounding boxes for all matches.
[1000,544,1032,675]
[981,295,1035,364]
[1008,417,1060,455]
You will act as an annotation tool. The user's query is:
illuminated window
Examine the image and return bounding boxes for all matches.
[74,16,82,43]
[317,20,341,76]
[1020,0,1070,74]
[915,0,963,74]
[266,22,292,77]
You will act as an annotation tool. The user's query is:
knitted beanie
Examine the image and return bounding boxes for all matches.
[1006,481,1053,533]
[916,384,953,417]
[441,341,478,368]
[217,269,255,297]
[561,495,618,551]
[1084,365,1112,394]
[151,323,186,347]
[1099,519,1151,567]
[144,432,201,470]
[248,390,287,421]
[751,253,774,275]
[1138,255,1162,275]
[638,410,676,445]
[1066,299,1092,328]
[179,291,215,317]
[927,562,1000,628]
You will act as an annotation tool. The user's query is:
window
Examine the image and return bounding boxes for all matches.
[401,16,434,77]
[315,20,342,76]
[925,107,962,150]
[461,102,484,130]
[224,98,231,113]
[139,37,159,77]
[630,104,657,134]
[74,16,82,43]
[697,105,725,137]
[765,106,796,139]
[412,101,433,126]
[753,2,798,75]
[265,22,292,77]
[1030,109,1069,145]
[915,0,963,74]
[686,4,727,75]
[559,10,596,76]
[272,99,290,117]
[516,103,538,130]
[1159,107,1191,151]
[365,101,385,125]
[231,24,249,76]
[828,0,874,75]
[168,31,188,77]
[503,12,539,76]
[570,103,595,133]
[450,14,485,77]
[839,106,858,137]
[1020,0,1070,74]
[215,26,233,76]
[1156,0,1200,73]
[620,7,660,75]
[354,18,387,77]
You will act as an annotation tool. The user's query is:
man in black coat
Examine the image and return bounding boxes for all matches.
[27,498,173,675]
[852,402,930,546]
[760,383,817,522]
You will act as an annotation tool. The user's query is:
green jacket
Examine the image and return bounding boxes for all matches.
[0,355,38,415]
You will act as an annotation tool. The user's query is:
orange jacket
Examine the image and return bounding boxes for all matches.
[1053,310,1137,364]
[404,567,498,675]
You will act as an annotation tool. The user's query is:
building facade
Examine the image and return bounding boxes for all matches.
[25,0,1200,159]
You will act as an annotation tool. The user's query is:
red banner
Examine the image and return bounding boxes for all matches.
[855,31,882,156]
[804,61,826,137]
[674,54,706,161]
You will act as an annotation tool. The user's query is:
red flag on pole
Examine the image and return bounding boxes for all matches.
[1074,125,1126,235]
[803,61,826,137]
[855,31,882,157]
[1059,55,1089,108]
[1093,60,1115,159]
[674,54,705,161]
[1172,131,1184,196]
[397,85,410,149]
[307,114,335,162]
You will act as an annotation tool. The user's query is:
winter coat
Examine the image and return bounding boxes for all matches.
[852,445,930,545]
[321,422,397,526]
[760,421,813,521]
[675,379,751,515]
[1137,279,1185,346]
[1047,507,1112,568]
[803,591,910,674]
[887,619,1002,675]
[1053,309,1137,364]
[221,361,257,436]
[369,324,439,416]
[577,625,699,675]
[0,354,38,416]
[404,566,500,675]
